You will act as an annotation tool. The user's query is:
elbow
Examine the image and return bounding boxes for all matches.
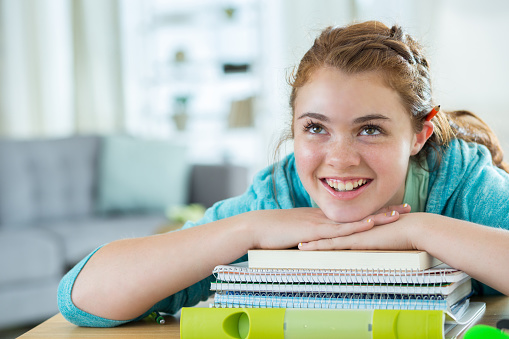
[57,273,126,328]
[57,275,89,327]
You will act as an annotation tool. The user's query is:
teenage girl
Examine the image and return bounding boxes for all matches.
[58,21,509,327]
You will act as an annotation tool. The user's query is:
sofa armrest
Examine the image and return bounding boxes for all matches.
[188,164,249,208]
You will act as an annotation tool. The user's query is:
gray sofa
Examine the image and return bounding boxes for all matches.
[0,135,248,330]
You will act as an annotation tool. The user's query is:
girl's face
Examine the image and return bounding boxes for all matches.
[293,67,429,223]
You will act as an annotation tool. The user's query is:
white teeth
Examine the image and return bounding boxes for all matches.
[326,179,368,192]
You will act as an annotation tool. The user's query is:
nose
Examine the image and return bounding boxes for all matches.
[325,136,361,169]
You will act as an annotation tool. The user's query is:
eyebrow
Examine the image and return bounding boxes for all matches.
[353,114,391,124]
[297,112,390,124]
[297,112,330,122]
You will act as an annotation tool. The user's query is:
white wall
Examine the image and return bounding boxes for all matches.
[1,0,508,166]
[0,0,74,137]
[260,0,509,162]
[431,0,509,151]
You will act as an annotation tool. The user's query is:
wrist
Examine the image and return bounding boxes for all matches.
[231,211,259,250]
[406,212,432,250]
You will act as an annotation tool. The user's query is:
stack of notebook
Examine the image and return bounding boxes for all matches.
[210,249,486,338]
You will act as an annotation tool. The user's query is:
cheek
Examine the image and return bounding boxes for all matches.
[294,139,322,179]
[365,142,410,183]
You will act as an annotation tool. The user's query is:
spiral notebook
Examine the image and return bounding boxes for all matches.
[211,262,476,322]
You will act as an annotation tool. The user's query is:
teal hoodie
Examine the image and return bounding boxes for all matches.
[57,139,509,327]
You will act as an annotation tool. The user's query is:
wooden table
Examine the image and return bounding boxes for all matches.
[19,296,509,338]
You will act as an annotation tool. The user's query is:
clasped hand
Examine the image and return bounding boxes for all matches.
[249,204,416,251]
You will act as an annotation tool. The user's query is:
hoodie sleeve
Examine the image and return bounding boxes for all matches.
[426,139,509,229]
[58,154,310,327]
[426,139,509,295]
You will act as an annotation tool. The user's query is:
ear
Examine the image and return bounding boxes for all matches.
[411,121,434,155]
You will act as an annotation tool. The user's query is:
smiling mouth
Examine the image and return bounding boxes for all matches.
[324,178,370,192]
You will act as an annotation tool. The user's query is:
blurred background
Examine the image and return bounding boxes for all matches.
[1,0,508,336]
[1,0,508,173]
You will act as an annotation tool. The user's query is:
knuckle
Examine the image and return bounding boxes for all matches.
[313,238,331,250]
[318,238,335,249]
[334,224,353,237]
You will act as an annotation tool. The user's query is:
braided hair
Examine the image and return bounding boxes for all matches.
[285,21,508,172]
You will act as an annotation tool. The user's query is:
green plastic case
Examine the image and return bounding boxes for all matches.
[180,307,444,339]
[181,307,285,339]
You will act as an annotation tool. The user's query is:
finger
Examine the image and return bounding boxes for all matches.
[301,217,412,251]
[375,203,411,215]
[299,235,353,251]
[370,210,401,226]
[330,217,375,237]
[299,222,385,251]
[300,218,375,249]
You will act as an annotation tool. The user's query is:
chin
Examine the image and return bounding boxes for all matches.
[322,207,372,223]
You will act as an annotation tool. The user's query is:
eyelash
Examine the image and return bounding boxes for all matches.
[302,120,385,137]
[359,124,385,136]
[303,120,325,134]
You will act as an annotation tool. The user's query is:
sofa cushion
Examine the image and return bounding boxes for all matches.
[0,228,64,284]
[41,215,168,265]
[0,277,60,329]
[189,164,249,207]
[96,136,189,213]
[0,136,100,227]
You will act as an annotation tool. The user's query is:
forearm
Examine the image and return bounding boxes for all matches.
[412,213,509,295]
[69,206,394,322]
[71,214,253,321]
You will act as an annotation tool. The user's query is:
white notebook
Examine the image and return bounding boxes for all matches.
[248,249,443,270]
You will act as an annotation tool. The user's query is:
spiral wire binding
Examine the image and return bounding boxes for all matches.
[211,264,466,311]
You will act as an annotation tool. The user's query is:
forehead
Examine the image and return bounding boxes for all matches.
[294,68,406,117]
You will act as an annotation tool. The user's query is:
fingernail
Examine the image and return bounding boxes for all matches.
[298,242,304,249]
[403,203,408,208]
[391,210,396,216]
[366,218,372,223]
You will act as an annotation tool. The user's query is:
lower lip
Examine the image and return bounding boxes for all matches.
[320,179,371,200]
